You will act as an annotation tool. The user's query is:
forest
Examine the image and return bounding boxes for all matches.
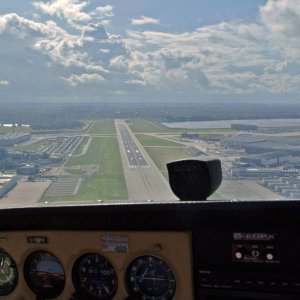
[1,102,300,130]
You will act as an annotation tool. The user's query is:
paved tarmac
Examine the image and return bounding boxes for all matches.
[0,181,51,208]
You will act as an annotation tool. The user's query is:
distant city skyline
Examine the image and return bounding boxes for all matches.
[1,0,300,102]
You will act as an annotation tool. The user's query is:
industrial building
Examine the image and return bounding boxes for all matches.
[221,135,266,148]
[260,177,300,199]
[0,133,31,147]
[245,142,300,156]
[222,135,300,157]
[230,167,299,178]
[258,126,300,133]
[229,120,300,133]
[16,163,39,175]
[181,133,200,140]
[240,151,294,167]
[231,124,259,131]
[0,173,17,198]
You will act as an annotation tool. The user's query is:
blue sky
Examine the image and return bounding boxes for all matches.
[1,0,300,102]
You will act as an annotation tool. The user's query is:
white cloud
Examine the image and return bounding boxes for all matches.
[125,79,146,86]
[82,23,108,40]
[33,0,91,26]
[260,0,300,39]
[0,14,110,75]
[0,80,9,85]
[131,16,160,26]
[122,23,269,92]
[122,13,300,95]
[0,13,66,37]
[109,55,128,70]
[91,5,114,19]
[99,48,110,54]
[2,0,300,97]
[259,0,300,61]
[61,73,105,86]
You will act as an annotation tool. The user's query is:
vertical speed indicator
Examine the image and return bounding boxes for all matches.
[126,255,176,300]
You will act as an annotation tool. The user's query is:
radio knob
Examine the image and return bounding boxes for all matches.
[266,253,274,261]
[235,251,243,259]
[251,249,260,257]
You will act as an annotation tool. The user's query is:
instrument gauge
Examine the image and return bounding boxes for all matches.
[24,250,65,298]
[0,250,18,296]
[72,253,118,299]
[126,255,176,300]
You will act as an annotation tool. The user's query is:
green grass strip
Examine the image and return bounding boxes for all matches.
[42,136,127,202]
[88,119,116,134]
[136,134,184,147]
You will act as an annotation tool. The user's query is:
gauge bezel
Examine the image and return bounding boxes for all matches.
[0,249,18,296]
[72,252,118,300]
[125,254,177,300]
[23,250,65,298]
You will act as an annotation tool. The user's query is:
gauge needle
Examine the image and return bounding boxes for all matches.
[103,285,110,294]
[139,268,148,282]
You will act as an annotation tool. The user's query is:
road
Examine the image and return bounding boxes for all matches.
[115,120,177,201]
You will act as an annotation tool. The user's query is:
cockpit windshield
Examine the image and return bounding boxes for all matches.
[0,0,300,207]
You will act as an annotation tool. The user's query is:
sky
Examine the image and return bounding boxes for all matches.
[1,0,300,102]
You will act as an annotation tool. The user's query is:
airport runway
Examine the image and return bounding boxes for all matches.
[115,120,177,201]
[117,123,149,168]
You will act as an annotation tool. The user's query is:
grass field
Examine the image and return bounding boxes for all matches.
[68,137,102,166]
[136,134,185,147]
[88,119,116,134]
[42,136,127,202]
[127,119,165,133]
[145,147,191,178]
[128,118,237,135]
[40,117,228,202]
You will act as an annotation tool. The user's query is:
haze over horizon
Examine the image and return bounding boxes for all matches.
[1,0,300,103]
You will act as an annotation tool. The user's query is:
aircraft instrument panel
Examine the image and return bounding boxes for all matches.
[1,201,300,299]
[0,230,193,299]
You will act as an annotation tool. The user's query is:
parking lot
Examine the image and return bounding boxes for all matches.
[44,178,82,197]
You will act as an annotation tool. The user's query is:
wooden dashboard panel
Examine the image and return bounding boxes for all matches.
[0,230,193,299]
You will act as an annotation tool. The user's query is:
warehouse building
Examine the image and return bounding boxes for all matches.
[16,163,39,175]
[245,143,300,156]
[231,168,299,178]
[221,135,266,148]
[260,177,300,199]
[181,133,200,140]
[231,124,258,131]
[240,151,293,167]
